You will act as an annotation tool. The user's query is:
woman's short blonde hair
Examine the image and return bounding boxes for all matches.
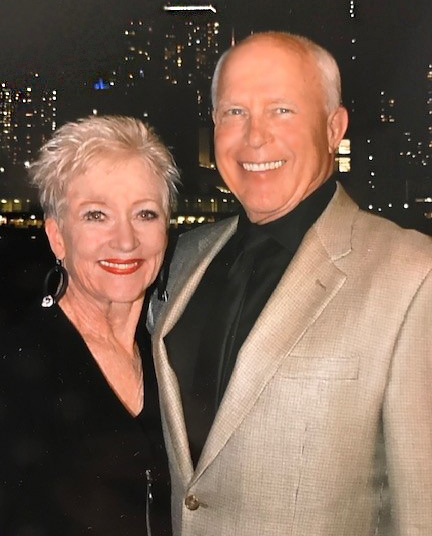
[29,115,180,221]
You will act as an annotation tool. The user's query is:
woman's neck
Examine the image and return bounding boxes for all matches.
[57,282,146,416]
[58,283,144,353]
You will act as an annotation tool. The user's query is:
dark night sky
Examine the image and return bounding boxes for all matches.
[0,0,430,231]
[0,0,155,82]
[0,0,430,158]
[0,0,430,87]
[0,0,431,156]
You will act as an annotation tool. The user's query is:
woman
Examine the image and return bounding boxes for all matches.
[0,115,180,535]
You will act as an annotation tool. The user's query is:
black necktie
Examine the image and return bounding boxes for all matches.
[214,226,271,403]
[189,226,271,466]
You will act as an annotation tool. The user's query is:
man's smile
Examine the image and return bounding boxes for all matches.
[241,160,286,172]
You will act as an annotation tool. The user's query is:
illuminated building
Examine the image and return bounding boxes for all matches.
[114,7,221,124]
[171,188,239,228]
[162,4,222,171]
[336,139,351,173]
[0,78,57,167]
[428,64,432,151]
[162,4,221,123]
[112,5,223,179]
[118,20,158,89]
[379,91,396,124]
[406,63,432,225]
[342,0,428,231]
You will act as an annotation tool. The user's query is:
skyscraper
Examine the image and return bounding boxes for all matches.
[162,3,221,123]
[0,77,57,167]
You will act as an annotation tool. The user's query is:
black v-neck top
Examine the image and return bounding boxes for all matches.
[0,304,171,535]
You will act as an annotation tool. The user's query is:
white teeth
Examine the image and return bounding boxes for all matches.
[242,160,285,172]
[99,261,138,269]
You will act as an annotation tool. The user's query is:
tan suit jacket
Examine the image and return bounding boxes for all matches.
[150,185,432,535]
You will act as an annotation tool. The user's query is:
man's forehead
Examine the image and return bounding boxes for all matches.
[219,40,314,91]
[222,39,310,80]
[231,36,307,62]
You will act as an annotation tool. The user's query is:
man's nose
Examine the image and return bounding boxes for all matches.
[246,116,271,148]
[110,219,139,252]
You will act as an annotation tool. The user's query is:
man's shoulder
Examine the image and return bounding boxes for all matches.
[355,208,432,261]
[176,216,237,249]
[328,185,431,264]
[147,217,238,333]
[170,216,237,266]
[341,207,432,291]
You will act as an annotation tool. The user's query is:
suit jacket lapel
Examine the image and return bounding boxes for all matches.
[193,184,357,480]
[154,184,359,485]
[153,217,238,485]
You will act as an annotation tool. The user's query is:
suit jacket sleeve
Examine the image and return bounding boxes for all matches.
[383,268,432,533]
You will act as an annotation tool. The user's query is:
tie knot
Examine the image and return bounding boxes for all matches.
[227,223,273,279]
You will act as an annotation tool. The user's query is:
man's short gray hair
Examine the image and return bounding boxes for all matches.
[211,32,342,114]
[29,115,180,221]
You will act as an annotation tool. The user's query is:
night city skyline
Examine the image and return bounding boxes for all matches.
[0,0,431,234]
[1,5,431,531]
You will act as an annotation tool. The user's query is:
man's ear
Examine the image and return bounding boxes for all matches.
[45,218,66,260]
[327,106,349,153]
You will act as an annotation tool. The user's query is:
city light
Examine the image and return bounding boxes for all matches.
[0,4,430,233]
[163,5,217,14]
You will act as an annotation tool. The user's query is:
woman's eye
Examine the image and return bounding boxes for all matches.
[83,210,105,221]
[137,209,158,220]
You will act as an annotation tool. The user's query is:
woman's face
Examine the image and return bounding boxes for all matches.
[45,156,168,307]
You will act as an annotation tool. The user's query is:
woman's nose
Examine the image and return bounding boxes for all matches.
[110,219,139,252]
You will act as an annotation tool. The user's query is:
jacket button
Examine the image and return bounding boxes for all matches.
[185,494,200,510]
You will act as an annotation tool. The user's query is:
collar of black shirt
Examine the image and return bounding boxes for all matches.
[235,178,337,254]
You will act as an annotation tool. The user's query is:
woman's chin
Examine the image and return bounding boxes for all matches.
[99,289,146,307]
[63,283,146,312]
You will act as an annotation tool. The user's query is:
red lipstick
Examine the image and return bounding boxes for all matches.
[98,258,144,275]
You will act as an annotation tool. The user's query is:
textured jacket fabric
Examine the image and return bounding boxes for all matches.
[150,184,432,536]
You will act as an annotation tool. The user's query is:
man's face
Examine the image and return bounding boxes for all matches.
[213,38,348,224]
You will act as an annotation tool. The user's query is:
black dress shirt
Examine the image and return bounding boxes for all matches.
[165,179,336,467]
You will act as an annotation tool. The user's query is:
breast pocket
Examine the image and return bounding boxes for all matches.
[277,355,359,380]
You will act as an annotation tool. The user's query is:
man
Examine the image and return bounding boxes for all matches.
[150,32,432,535]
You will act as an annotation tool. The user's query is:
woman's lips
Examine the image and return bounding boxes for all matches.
[98,259,144,275]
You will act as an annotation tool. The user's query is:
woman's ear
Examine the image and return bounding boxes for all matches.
[44,218,66,260]
[327,106,349,153]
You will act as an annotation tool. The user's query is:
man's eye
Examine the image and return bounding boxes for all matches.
[84,210,105,221]
[137,209,158,220]
[226,108,244,116]
[275,107,294,114]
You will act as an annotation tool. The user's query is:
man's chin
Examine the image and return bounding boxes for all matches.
[243,196,302,224]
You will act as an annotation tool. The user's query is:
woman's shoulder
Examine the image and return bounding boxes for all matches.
[2,304,48,374]
[5,301,58,332]
[5,302,78,345]
[2,305,59,392]
[1,303,87,400]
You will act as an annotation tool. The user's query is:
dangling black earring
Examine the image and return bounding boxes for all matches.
[41,259,69,308]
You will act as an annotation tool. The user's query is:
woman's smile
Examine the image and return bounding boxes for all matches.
[98,258,144,275]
